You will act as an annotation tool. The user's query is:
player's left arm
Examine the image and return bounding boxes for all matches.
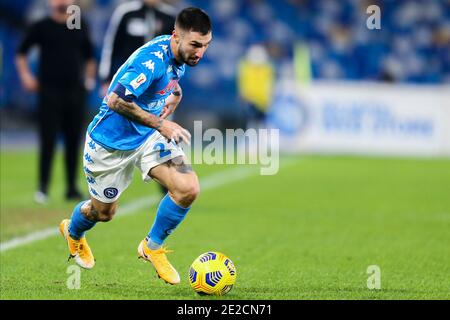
[160,83,182,119]
[81,19,96,91]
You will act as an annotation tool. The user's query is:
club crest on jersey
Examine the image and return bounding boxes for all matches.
[130,73,147,89]
[156,79,179,95]
[103,187,118,199]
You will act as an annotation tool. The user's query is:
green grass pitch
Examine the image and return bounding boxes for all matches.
[1,150,449,299]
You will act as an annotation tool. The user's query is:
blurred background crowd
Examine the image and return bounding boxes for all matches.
[1,0,449,124]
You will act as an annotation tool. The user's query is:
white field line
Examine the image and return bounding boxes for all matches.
[0,161,294,253]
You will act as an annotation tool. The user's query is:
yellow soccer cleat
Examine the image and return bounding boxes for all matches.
[137,239,180,285]
[59,219,95,269]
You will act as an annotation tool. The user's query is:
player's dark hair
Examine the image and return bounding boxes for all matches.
[175,7,212,35]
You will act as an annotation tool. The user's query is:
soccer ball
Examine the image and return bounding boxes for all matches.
[189,251,237,296]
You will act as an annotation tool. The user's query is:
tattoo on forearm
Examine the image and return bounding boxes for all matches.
[109,95,159,128]
[114,99,149,124]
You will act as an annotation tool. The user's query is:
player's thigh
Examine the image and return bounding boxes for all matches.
[83,135,135,204]
[149,156,200,196]
[136,132,194,190]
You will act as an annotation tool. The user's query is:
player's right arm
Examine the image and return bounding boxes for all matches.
[15,55,39,92]
[15,22,41,92]
[107,53,191,144]
[107,92,191,145]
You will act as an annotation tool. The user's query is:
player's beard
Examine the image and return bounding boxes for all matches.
[178,46,200,67]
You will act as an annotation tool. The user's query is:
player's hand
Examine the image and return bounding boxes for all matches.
[160,91,181,119]
[22,73,39,92]
[160,104,176,119]
[157,119,191,146]
[84,77,96,91]
[100,82,109,98]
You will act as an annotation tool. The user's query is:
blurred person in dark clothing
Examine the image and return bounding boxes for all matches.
[99,0,176,196]
[99,0,177,92]
[16,0,96,204]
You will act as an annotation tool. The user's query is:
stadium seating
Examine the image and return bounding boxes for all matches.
[1,0,449,115]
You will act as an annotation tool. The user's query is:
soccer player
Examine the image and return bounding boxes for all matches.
[59,7,212,285]
[98,0,178,198]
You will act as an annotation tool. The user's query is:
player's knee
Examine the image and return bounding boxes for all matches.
[98,207,116,221]
[90,202,116,222]
[185,182,200,203]
[173,180,200,207]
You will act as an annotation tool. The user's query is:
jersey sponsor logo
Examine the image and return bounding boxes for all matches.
[88,140,97,152]
[103,187,118,199]
[84,153,94,164]
[156,79,179,95]
[142,60,155,71]
[151,51,164,61]
[83,166,93,175]
[130,73,147,89]
[159,44,168,54]
[86,176,96,184]
[145,100,164,109]
[90,187,99,197]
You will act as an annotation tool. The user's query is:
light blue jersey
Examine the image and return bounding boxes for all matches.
[88,35,185,150]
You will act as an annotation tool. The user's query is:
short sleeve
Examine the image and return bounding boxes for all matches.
[17,21,42,55]
[116,54,163,99]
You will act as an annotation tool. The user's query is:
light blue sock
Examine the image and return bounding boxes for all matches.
[68,201,97,240]
[147,194,191,249]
